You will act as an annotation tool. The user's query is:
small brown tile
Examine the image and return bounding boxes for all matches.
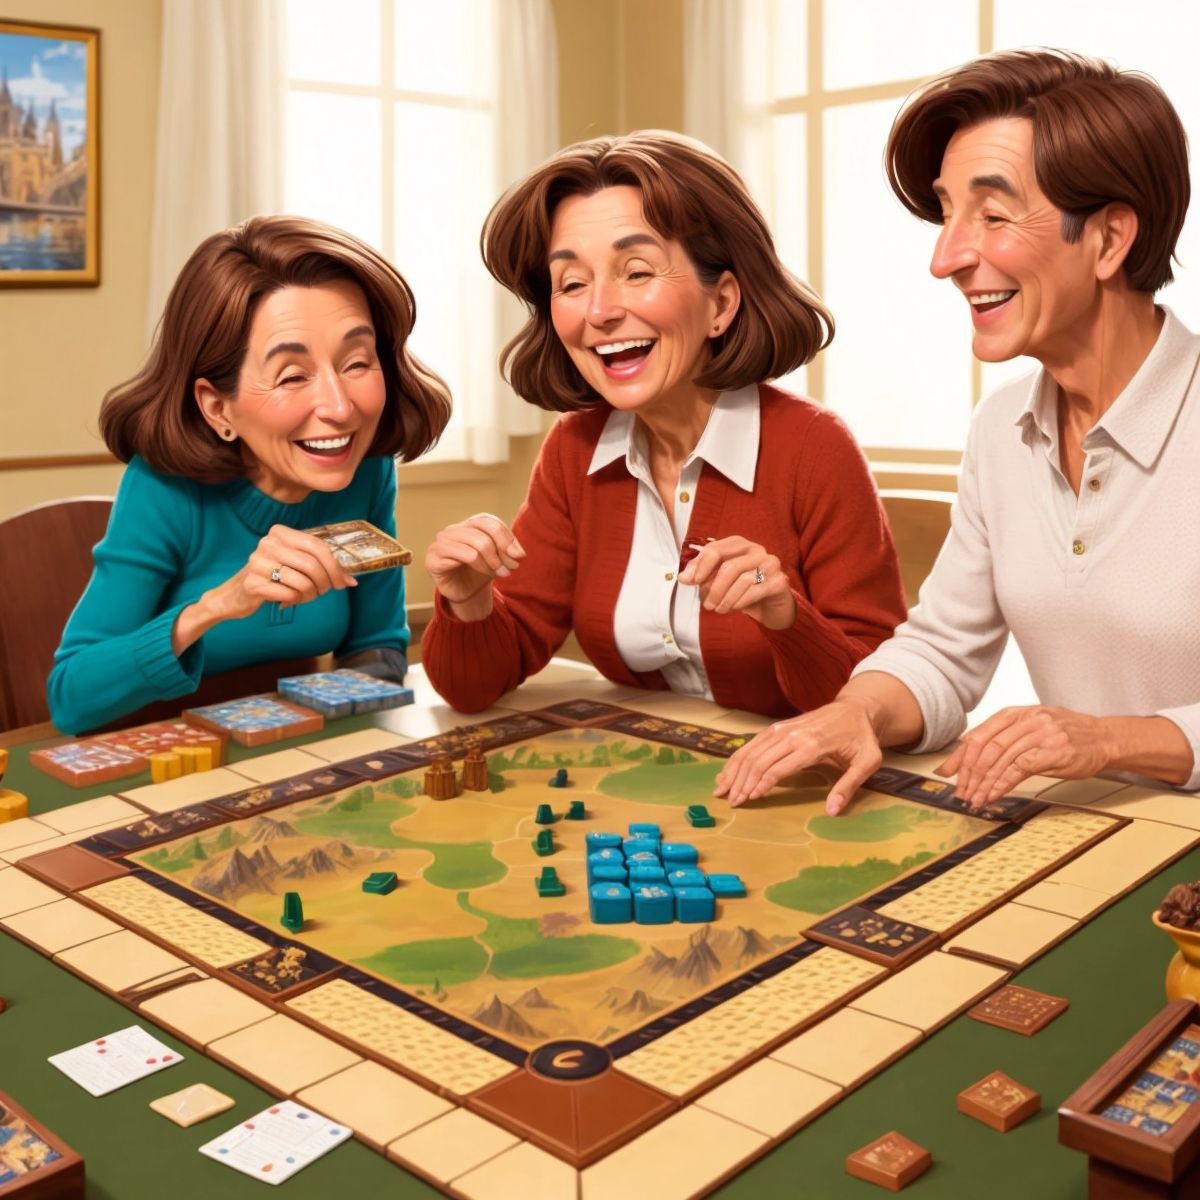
[17,844,130,891]
[845,1131,931,1191]
[957,1070,1040,1131]
[967,985,1069,1036]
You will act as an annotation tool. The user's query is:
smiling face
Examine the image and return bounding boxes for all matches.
[195,281,387,502]
[930,117,1104,366]
[546,185,739,416]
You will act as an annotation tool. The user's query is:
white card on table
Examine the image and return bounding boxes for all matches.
[48,1024,184,1096]
[198,1100,352,1185]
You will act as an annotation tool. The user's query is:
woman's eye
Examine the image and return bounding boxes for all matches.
[983,214,1008,227]
[628,269,651,281]
[346,360,370,371]
[279,374,306,386]
[559,280,585,294]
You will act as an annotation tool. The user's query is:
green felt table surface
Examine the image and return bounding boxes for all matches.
[0,718,1192,1199]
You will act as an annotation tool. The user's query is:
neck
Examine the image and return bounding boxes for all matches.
[247,465,311,505]
[1043,289,1163,424]
[636,386,720,464]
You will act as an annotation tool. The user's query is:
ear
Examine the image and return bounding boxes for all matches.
[709,270,742,338]
[194,378,234,439]
[1094,203,1139,283]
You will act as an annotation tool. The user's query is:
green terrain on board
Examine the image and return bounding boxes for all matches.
[292,788,416,846]
[806,805,948,843]
[357,936,489,986]
[767,853,935,914]
[597,759,723,806]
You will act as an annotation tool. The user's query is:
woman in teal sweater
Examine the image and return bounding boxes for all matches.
[50,216,451,734]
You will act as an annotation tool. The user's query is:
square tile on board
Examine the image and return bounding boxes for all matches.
[0,817,59,855]
[0,865,63,917]
[695,1057,841,1138]
[208,1013,361,1096]
[138,977,274,1048]
[296,727,407,763]
[118,768,249,814]
[771,1007,922,1088]
[223,748,326,783]
[296,1060,452,1152]
[1039,778,1131,807]
[849,951,1008,1033]
[1,896,120,953]
[1046,820,1198,897]
[1015,878,1110,920]
[453,1140,579,1200]
[35,796,143,835]
[55,928,190,994]
[387,1108,520,1188]
[943,902,1077,968]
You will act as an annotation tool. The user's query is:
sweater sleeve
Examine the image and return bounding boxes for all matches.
[335,457,409,667]
[850,407,1010,750]
[759,407,907,712]
[422,419,579,711]
[48,458,207,734]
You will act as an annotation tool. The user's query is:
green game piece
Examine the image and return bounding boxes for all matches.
[536,866,566,897]
[687,804,717,828]
[565,799,586,820]
[533,828,555,856]
[362,871,398,895]
[535,803,556,824]
[281,891,305,933]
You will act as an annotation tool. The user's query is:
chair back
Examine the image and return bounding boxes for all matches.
[879,488,954,608]
[0,496,114,732]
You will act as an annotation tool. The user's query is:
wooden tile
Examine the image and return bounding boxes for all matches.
[957,1070,1040,1131]
[1014,878,1111,920]
[695,1057,841,1137]
[1045,819,1199,897]
[849,951,1008,1033]
[297,727,407,763]
[943,902,1077,968]
[55,928,190,993]
[0,820,141,864]
[846,1130,931,1191]
[580,1105,767,1200]
[118,767,249,813]
[454,1140,579,1200]
[35,796,143,834]
[0,816,58,854]
[967,985,1069,1036]
[1084,785,1200,832]
[0,865,62,917]
[223,747,326,783]
[771,1007,922,1088]
[387,1108,521,1187]
[149,1082,235,1127]
[2,896,120,952]
[297,1060,452,1152]
[17,844,130,891]
[208,1013,362,1096]
[138,977,274,1047]
[1039,777,1131,806]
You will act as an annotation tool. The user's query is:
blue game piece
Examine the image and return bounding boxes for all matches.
[666,867,706,888]
[623,837,659,857]
[707,873,747,897]
[587,849,625,882]
[585,832,622,851]
[673,886,716,923]
[589,883,632,923]
[628,822,661,839]
[625,850,661,867]
[628,863,668,885]
[661,842,699,865]
[591,864,627,885]
[633,885,673,924]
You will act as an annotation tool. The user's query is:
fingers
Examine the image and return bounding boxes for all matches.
[679,539,784,614]
[951,708,1022,800]
[425,514,523,603]
[825,745,884,816]
[250,526,354,606]
[680,537,752,586]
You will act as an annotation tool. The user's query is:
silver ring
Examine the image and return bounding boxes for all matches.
[753,566,765,585]
[270,566,283,584]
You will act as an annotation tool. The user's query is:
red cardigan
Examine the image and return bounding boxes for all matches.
[422,385,905,718]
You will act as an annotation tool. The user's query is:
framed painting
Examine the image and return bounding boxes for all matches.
[0,19,99,286]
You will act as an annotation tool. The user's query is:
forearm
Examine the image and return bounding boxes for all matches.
[446,587,494,623]
[171,589,232,656]
[1101,715,1195,787]
[837,672,925,748]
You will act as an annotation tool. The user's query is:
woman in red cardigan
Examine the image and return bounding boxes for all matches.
[422,131,905,718]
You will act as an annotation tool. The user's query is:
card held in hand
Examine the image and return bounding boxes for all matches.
[304,519,412,573]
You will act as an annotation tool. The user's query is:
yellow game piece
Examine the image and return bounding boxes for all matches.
[0,788,29,823]
[0,747,8,781]
[190,744,214,772]
[174,746,199,775]
[149,751,183,782]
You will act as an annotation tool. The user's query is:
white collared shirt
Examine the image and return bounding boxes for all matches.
[854,307,1200,790]
[587,385,760,700]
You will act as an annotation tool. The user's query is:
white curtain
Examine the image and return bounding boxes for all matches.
[146,0,284,341]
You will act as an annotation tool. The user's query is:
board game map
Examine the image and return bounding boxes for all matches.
[4,697,1193,1200]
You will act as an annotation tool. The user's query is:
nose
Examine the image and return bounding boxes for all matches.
[929,214,978,280]
[585,278,626,327]
[313,368,353,422]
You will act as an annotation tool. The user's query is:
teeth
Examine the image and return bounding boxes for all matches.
[595,338,654,355]
[969,291,1017,306]
[299,435,351,450]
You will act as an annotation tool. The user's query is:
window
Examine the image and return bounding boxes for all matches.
[693,0,1200,457]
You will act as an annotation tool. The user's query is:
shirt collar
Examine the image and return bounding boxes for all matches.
[587,384,760,490]
[1016,307,1200,467]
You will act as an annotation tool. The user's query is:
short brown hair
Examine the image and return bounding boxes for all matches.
[482,130,833,412]
[886,48,1190,293]
[101,215,452,481]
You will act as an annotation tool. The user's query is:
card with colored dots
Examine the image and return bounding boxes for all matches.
[47,1025,184,1096]
[198,1100,352,1185]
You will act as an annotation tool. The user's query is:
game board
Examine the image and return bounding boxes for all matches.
[3,698,1196,1199]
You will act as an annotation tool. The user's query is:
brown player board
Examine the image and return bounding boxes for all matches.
[3,698,1196,1199]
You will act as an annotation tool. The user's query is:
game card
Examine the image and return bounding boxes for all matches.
[48,1025,183,1096]
[304,519,412,573]
[198,1100,352,1185]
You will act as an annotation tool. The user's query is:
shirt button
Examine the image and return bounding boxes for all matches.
[1072,540,1085,556]
[679,491,690,503]
[1088,478,1101,491]
[664,571,675,582]
[663,634,674,644]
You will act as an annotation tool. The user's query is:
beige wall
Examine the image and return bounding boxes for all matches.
[0,1,685,606]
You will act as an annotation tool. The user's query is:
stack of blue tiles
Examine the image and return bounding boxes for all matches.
[585,823,742,924]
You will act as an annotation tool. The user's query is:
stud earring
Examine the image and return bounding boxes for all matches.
[220,427,236,442]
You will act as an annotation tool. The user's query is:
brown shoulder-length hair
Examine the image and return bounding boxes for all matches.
[886,48,1190,293]
[482,130,834,412]
[101,215,452,481]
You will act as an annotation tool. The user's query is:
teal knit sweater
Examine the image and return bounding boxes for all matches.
[49,454,409,734]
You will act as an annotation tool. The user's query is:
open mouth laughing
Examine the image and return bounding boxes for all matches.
[294,433,355,461]
[968,290,1017,316]
[592,337,657,377]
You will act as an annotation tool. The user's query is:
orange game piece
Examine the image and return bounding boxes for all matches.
[846,1131,932,1191]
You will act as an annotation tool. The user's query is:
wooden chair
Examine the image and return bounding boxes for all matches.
[0,496,114,732]
[879,488,954,608]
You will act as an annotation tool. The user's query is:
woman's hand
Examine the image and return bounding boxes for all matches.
[172,525,354,655]
[714,698,884,812]
[678,536,796,630]
[425,513,525,621]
